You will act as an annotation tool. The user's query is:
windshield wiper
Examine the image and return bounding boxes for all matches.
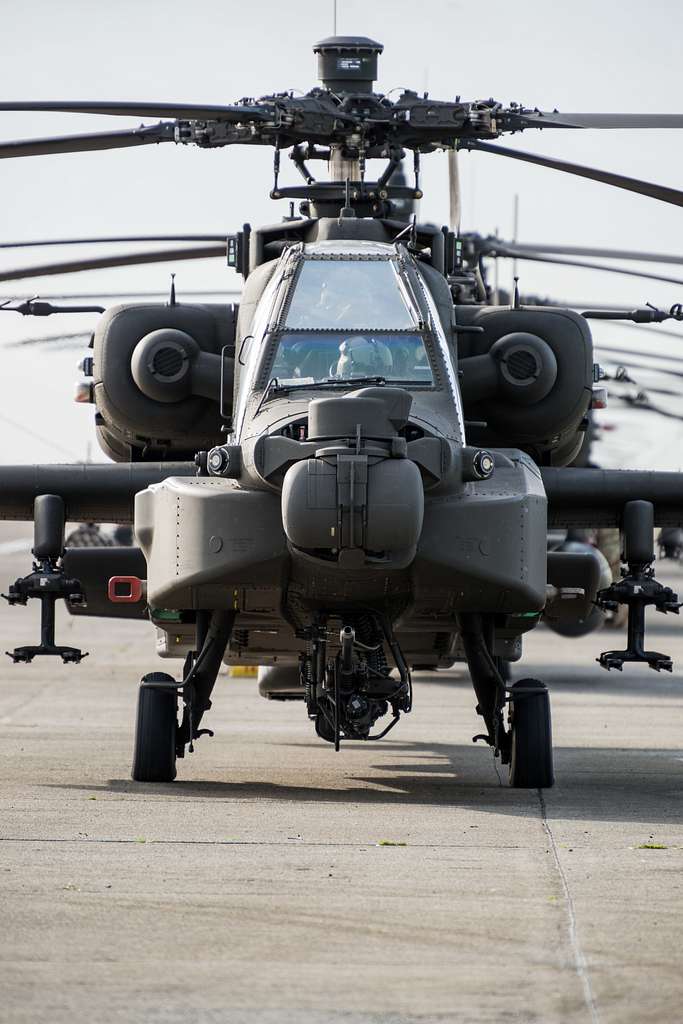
[257,376,430,410]
[271,375,388,395]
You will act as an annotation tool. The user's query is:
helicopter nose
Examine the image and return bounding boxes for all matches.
[282,450,424,560]
[281,388,424,566]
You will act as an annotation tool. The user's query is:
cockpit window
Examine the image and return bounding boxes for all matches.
[270,332,433,385]
[284,259,415,330]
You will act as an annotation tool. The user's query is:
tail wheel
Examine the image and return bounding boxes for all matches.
[508,678,554,789]
[131,673,178,782]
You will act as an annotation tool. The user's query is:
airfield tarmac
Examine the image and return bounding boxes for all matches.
[0,523,682,1024]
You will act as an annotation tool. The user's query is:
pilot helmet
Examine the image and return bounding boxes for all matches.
[336,335,393,377]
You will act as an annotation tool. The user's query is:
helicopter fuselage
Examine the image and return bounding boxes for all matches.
[136,236,547,671]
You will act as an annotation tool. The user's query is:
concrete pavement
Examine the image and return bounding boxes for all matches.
[0,525,682,1023]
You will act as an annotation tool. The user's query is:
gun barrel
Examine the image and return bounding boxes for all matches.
[340,626,355,675]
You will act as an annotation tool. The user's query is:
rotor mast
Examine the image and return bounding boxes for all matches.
[314,36,383,190]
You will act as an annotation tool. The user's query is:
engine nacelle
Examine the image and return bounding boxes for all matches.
[456,306,593,466]
[91,302,236,461]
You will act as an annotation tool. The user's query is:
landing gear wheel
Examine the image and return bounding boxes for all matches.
[508,678,554,789]
[131,673,178,782]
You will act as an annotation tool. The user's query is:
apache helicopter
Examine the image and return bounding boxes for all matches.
[2,35,683,790]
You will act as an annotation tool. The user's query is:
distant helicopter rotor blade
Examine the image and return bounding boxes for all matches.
[596,343,683,366]
[0,235,228,248]
[466,141,683,208]
[447,150,461,233]
[0,101,272,120]
[0,245,227,283]
[596,355,683,382]
[0,289,240,301]
[5,331,91,349]
[609,381,682,399]
[614,393,683,422]
[488,247,683,288]
[519,296,634,311]
[0,123,176,159]
[502,242,683,267]
[596,320,683,343]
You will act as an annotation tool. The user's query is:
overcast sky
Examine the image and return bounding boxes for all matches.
[2,0,683,467]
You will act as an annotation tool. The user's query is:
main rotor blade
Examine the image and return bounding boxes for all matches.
[490,246,683,288]
[0,234,227,248]
[0,123,175,159]
[466,141,683,208]
[0,245,226,282]
[510,111,683,130]
[503,241,683,267]
[0,101,272,121]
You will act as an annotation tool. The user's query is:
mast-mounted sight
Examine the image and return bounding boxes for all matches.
[313,35,383,94]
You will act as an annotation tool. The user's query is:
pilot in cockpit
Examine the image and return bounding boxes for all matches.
[333,335,394,378]
[273,333,428,382]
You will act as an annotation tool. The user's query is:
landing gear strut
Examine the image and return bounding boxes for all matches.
[131,610,235,782]
[459,613,554,789]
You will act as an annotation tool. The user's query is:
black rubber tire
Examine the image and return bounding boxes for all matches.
[315,707,336,743]
[131,673,178,782]
[508,678,554,789]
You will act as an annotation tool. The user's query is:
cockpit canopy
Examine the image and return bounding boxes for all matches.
[285,257,415,330]
[267,247,434,387]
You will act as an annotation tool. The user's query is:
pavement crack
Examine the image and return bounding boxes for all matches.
[538,788,600,1024]
[0,837,526,849]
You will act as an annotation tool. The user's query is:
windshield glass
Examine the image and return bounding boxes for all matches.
[269,332,433,385]
[285,259,415,330]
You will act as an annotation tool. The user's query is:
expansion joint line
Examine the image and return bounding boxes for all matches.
[537,789,600,1024]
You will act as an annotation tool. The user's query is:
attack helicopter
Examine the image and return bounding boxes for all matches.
[2,34,683,790]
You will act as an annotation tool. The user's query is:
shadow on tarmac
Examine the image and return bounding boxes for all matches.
[39,642,683,824]
[44,738,683,825]
[418,664,683,697]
